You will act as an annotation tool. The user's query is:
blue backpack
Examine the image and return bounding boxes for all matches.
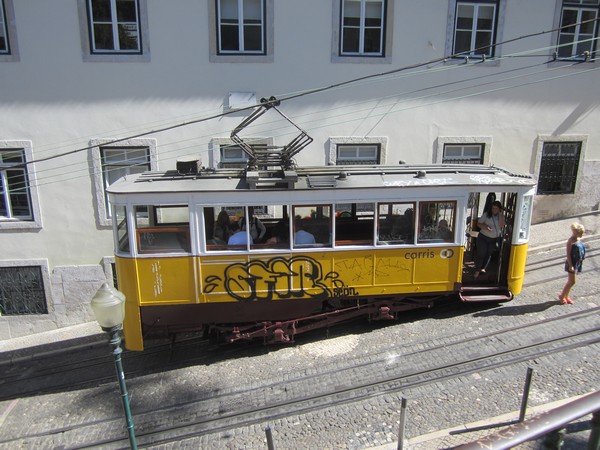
[571,241,586,265]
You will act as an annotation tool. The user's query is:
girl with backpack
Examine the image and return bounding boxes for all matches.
[559,222,586,304]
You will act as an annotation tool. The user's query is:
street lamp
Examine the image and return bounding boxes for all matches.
[90,283,138,450]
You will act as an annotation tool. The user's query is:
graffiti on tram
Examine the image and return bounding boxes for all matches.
[203,255,358,302]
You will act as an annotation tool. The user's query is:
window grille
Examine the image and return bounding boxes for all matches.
[0,266,48,315]
[537,142,581,195]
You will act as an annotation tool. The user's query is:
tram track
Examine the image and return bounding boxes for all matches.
[2,307,598,449]
[1,246,597,401]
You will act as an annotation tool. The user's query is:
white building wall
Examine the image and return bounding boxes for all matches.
[0,0,598,338]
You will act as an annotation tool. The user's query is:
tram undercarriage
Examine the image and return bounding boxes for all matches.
[140,295,438,345]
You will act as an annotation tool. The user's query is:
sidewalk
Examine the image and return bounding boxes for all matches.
[370,393,594,449]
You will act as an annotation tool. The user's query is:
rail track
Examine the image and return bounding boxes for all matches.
[1,306,598,449]
[1,244,597,401]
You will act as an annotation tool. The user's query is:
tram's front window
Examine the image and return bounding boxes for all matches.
[114,205,130,253]
[335,203,374,246]
[134,205,190,254]
[377,203,415,245]
[292,205,332,248]
[417,201,456,243]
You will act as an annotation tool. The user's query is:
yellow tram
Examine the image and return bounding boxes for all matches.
[108,98,535,350]
[108,163,535,350]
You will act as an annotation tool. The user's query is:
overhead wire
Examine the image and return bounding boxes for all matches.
[11,16,598,169]
[2,19,598,197]
[12,56,596,198]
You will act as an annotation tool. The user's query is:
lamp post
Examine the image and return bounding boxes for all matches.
[90,283,138,450]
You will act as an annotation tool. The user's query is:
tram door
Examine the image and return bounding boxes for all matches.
[463,192,516,287]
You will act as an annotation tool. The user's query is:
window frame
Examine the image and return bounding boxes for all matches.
[555,0,599,61]
[339,0,386,57]
[77,0,150,62]
[436,136,492,164]
[209,0,274,63]
[210,137,273,168]
[91,138,157,227]
[335,144,381,165]
[0,0,18,62]
[445,0,505,65]
[442,143,485,164]
[328,137,388,165]
[0,141,42,230]
[331,0,394,63]
[452,0,499,58]
[216,0,265,55]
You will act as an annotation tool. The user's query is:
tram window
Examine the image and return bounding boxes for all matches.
[205,206,244,251]
[114,205,130,253]
[417,201,456,243]
[292,205,332,248]
[377,203,414,245]
[335,203,374,246]
[134,205,190,254]
[250,205,290,249]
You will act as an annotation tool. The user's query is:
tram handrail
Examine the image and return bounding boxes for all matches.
[453,390,600,449]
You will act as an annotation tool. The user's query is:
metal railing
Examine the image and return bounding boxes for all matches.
[454,390,600,449]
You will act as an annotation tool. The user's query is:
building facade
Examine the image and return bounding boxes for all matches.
[1,0,598,339]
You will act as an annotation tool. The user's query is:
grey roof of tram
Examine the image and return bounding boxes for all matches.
[107,164,536,195]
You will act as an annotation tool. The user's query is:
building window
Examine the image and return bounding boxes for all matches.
[0,266,48,315]
[557,0,599,60]
[209,0,273,62]
[0,150,32,220]
[442,144,484,164]
[0,0,18,61]
[328,137,387,165]
[0,0,8,54]
[217,0,265,54]
[220,144,248,168]
[336,144,380,165]
[340,0,386,56]
[452,1,498,58]
[87,0,141,53]
[101,147,150,216]
[91,139,156,226]
[537,142,582,195]
[78,0,149,61]
[0,142,41,230]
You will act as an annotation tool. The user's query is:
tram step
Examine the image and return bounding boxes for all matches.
[459,289,513,303]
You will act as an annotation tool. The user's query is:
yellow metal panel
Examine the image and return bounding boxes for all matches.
[136,257,196,305]
[199,247,462,303]
[508,243,528,295]
[115,256,144,351]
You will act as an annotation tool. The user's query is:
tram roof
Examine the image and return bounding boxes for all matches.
[107,164,535,195]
